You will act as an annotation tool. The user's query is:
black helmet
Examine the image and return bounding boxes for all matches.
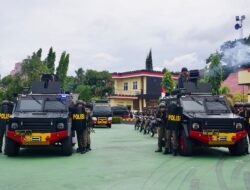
[159,103,166,108]
[181,67,188,72]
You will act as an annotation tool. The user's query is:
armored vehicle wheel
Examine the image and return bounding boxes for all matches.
[61,137,73,156]
[179,131,193,156]
[107,124,112,128]
[5,137,20,157]
[229,137,247,156]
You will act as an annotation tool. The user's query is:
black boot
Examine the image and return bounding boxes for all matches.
[155,148,162,153]
[163,148,170,155]
[173,149,178,156]
[87,144,92,151]
[0,148,2,153]
[81,147,87,154]
[76,147,81,153]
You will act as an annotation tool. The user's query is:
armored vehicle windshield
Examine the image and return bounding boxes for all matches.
[181,96,231,114]
[16,95,68,112]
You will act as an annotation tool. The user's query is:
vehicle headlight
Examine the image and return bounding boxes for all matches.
[57,123,64,129]
[108,117,112,121]
[11,122,18,130]
[192,123,200,130]
[236,123,243,130]
[92,117,97,121]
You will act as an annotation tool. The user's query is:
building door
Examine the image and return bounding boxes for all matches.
[133,100,139,111]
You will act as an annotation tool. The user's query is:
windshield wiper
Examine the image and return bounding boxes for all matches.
[31,96,42,105]
[190,97,203,106]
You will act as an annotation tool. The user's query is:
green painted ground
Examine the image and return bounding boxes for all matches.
[0,124,250,190]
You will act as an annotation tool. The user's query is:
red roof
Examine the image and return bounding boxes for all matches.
[112,70,178,79]
[222,72,248,94]
[109,95,138,100]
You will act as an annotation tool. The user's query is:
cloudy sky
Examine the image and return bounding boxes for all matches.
[0,0,250,77]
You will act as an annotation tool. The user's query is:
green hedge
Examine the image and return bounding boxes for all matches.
[112,117,122,124]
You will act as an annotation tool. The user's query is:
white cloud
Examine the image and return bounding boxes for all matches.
[164,53,204,72]
[0,0,250,77]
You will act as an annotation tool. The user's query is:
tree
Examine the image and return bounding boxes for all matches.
[36,48,42,59]
[233,92,248,103]
[76,85,92,101]
[56,51,70,88]
[84,70,113,98]
[207,53,222,95]
[0,75,23,101]
[145,49,153,71]
[64,76,77,92]
[45,47,56,73]
[219,86,230,95]
[75,68,85,85]
[162,69,175,93]
[21,50,48,86]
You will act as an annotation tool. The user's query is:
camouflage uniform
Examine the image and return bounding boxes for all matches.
[155,108,168,152]
[85,104,93,151]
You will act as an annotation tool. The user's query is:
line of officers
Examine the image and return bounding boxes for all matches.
[155,102,180,156]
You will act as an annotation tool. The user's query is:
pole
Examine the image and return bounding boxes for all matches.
[240,19,243,39]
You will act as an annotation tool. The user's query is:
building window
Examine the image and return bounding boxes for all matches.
[124,82,128,91]
[133,81,138,90]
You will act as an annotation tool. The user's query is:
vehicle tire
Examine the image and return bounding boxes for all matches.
[229,137,247,156]
[5,137,20,157]
[179,130,193,156]
[61,137,73,156]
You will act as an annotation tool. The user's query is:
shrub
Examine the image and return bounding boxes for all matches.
[112,117,122,124]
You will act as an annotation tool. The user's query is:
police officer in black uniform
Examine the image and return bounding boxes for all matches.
[155,103,168,153]
[72,101,87,154]
[177,67,189,88]
[167,103,182,156]
[0,100,13,153]
[244,103,250,154]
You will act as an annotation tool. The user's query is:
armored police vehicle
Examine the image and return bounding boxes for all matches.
[161,70,248,156]
[5,74,73,156]
[92,100,112,128]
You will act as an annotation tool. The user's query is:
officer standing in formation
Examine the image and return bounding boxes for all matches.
[155,103,169,154]
[243,104,250,154]
[0,100,13,154]
[72,101,88,154]
[244,104,250,141]
[167,103,181,156]
[85,103,93,151]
